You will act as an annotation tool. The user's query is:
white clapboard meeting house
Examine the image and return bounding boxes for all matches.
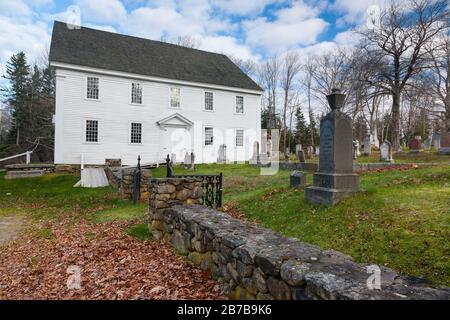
[49,21,263,166]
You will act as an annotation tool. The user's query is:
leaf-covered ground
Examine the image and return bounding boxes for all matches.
[0,219,225,300]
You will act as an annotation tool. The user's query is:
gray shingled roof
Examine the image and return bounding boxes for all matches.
[49,21,262,92]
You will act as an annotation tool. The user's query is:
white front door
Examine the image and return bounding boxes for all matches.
[162,127,192,163]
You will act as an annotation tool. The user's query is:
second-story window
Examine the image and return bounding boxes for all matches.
[86,77,99,100]
[131,83,142,104]
[205,91,213,111]
[236,96,244,114]
[170,88,180,108]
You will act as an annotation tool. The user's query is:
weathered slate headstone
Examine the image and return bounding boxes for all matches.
[305,89,360,206]
[306,146,314,159]
[363,135,371,156]
[190,152,195,170]
[380,141,394,162]
[249,141,260,165]
[432,133,441,149]
[352,140,358,160]
[217,144,227,163]
[409,136,421,153]
[290,171,306,188]
[297,150,305,163]
[438,132,450,155]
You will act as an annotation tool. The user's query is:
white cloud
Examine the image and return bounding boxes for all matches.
[75,0,127,24]
[0,17,50,66]
[330,0,386,26]
[0,0,32,20]
[213,0,279,16]
[333,30,361,46]
[200,35,260,61]
[242,1,328,53]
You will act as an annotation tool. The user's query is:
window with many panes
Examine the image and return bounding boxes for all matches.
[85,120,98,142]
[204,92,213,110]
[204,127,213,146]
[130,122,142,144]
[236,129,244,147]
[86,77,99,100]
[236,96,244,114]
[170,88,180,108]
[131,83,142,104]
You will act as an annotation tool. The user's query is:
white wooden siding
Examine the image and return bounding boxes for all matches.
[54,68,261,165]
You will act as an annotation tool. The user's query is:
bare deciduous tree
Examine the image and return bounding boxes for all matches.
[359,0,449,147]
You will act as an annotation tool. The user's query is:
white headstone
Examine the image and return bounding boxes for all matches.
[363,135,371,155]
[380,141,393,162]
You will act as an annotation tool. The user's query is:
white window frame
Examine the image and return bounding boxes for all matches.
[130,82,143,105]
[129,121,143,145]
[235,128,244,148]
[235,96,244,114]
[85,76,100,101]
[169,87,181,108]
[204,126,214,147]
[204,91,214,111]
[83,119,99,144]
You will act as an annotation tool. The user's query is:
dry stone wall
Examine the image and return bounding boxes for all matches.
[149,204,450,300]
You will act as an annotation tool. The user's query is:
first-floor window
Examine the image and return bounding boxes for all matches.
[236,129,244,147]
[130,122,142,144]
[85,120,98,142]
[236,96,244,114]
[204,127,213,146]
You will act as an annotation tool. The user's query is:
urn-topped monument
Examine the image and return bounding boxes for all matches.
[305,89,360,205]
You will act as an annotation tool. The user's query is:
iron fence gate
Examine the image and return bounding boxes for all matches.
[175,173,223,208]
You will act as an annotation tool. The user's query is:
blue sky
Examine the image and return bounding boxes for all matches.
[0,0,381,69]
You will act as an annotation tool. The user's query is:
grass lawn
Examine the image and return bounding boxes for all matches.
[1,158,449,286]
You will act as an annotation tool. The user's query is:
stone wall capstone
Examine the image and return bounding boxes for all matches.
[149,204,450,300]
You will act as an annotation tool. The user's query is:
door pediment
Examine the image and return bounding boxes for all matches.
[157,113,194,129]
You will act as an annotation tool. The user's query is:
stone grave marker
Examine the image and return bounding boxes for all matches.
[306,146,314,159]
[305,88,360,205]
[315,147,320,156]
[432,133,441,149]
[409,136,421,153]
[363,135,371,156]
[297,149,306,163]
[438,132,450,155]
[249,141,260,165]
[423,134,432,150]
[380,141,394,162]
[190,152,195,170]
[217,144,227,163]
[352,140,358,160]
[290,171,306,188]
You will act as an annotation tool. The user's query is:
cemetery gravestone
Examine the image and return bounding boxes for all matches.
[438,132,450,155]
[217,144,227,163]
[353,140,358,160]
[184,152,191,168]
[285,147,290,161]
[380,141,394,162]
[315,147,320,156]
[363,135,371,156]
[249,141,260,165]
[305,89,360,206]
[409,136,421,153]
[423,134,432,150]
[190,152,195,170]
[432,133,441,149]
[297,150,306,163]
[290,171,306,188]
[306,146,314,159]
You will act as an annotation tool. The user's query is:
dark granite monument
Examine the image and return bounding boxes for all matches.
[290,171,306,188]
[305,89,360,205]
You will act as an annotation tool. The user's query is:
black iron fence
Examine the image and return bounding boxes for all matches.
[132,155,141,203]
[174,173,223,208]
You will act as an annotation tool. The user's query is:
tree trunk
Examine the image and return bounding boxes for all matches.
[391,89,401,148]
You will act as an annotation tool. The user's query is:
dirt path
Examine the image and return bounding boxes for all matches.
[0,216,24,247]
[0,220,226,300]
